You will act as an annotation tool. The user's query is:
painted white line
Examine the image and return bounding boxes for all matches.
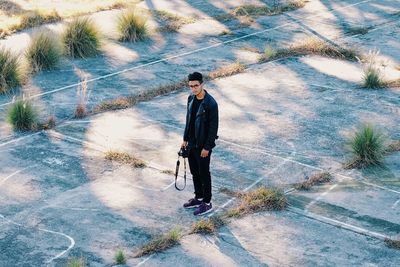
[42,228,76,263]
[288,206,389,240]
[134,254,154,267]
[0,131,42,148]
[0,166,33,186]
[337,175,400,195]
[305,183,338,212]
[392,199,400,209]
[0,0,377,109]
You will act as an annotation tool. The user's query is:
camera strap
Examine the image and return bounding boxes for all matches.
[175,155,187,191]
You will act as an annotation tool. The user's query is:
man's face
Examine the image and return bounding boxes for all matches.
[189,80,203,95]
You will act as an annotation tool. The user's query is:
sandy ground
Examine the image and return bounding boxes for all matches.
[0,0,399,266]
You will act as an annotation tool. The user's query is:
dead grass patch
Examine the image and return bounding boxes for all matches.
[190,216,226,235]
[226,187,287,218]
[295,172,333,190]
[386,141,400,154]
[259,38,360,63]
[93,78,187,113]
[135,228,182,257]
[153,10,195,32]
[216,1,306,23]
[385,78,400,88]
[161,169,174,175]
[105,151,146,168]
[207,62,246,80]
[93,97,131,112]
[384,238,400,250]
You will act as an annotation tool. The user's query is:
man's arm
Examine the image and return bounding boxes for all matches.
[182,96,191,145]
[203,102,219,151]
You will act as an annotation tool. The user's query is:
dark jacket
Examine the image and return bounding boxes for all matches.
[183,90,219,150]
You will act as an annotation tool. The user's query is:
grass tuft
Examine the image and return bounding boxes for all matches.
[207,62,246,80]
[345,124,386,169]
[117,10,148,42]
[135,228,182,257]
[66,257,86,267]
[190,216,226,235]
[63,18,101,58]
[226,187,287,218]
[105,151,146,168]
[259,38,359,63]
[26,30,62,72]
[295,172,333,190]
[114,249,126,265]
[0,47,22,93]
[7,98,38,131]
[384,238,400,250]
[362,63,385,89]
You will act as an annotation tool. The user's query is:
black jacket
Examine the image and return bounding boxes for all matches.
[183,90,219,150]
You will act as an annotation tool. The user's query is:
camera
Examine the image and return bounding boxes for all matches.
[178,146,189,158]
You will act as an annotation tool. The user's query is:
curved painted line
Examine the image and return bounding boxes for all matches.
[0,214,75,264]
[40,228,75,263]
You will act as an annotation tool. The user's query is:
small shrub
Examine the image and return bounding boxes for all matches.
[0,47,22,93]
[227,187,287,218]
[7,98,38,131]
[63,18,101,58]
[66,257,86,267]
[135,228,182,257]
[114,249,126,264]
[26,30,62,72]
[105,151,146,168]
[295,172,333,190]
[345,124,385,168]
[117,10,148,42]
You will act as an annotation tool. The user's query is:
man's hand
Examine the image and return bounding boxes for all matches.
[181,141,188,148]
[200,149,209,158]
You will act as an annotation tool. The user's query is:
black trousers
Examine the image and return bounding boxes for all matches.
[188,147,212,203]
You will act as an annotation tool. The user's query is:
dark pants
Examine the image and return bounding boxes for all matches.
[188,147,212,203]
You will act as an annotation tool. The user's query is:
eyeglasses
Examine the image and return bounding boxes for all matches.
[189,84,201,88]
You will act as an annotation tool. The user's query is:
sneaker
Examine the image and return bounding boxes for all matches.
[183,198,202,209]
[194,202,213,216]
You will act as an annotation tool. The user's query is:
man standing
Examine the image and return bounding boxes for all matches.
[181,72,219,216]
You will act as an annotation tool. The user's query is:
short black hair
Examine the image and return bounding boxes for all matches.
[188,72,203,84]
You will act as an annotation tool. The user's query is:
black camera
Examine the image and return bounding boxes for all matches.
[178,146,189,158]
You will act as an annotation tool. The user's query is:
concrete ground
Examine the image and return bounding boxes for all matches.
[0,0,399,266]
